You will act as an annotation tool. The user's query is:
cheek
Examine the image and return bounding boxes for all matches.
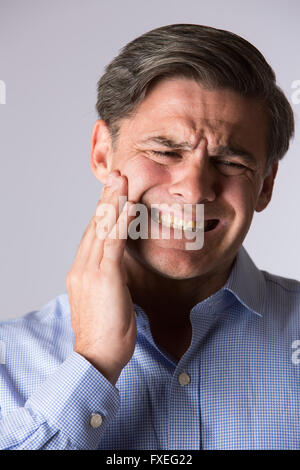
[223,178,257,222]
[120,156,171,201]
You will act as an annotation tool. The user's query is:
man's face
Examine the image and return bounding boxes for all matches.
[92,77,277,280]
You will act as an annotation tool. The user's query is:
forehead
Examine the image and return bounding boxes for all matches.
[119,78,269,156]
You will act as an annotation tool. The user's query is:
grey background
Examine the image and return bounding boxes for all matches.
[0,0,299,320]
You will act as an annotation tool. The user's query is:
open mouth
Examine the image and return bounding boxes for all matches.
[204,219,219,232]
[151,208,219,233]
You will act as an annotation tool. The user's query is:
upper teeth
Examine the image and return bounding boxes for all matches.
[152,209,201,232]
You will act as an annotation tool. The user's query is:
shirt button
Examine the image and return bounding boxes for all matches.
[89,413,103,428]
[178,372,191,386]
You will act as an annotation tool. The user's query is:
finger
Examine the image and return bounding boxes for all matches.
[96,172,127,221]
[101,201,135,266]
[72,217,98,270]
[87,200,135,271]
[73,172,127,269]
[85,177,129,270]
[85,205,117,269]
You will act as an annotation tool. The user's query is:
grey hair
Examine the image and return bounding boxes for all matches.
[96,24,294,172]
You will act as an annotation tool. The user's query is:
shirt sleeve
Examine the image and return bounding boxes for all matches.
[0,351,120,450]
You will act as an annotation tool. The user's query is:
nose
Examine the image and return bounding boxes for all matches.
[168,141,217,204]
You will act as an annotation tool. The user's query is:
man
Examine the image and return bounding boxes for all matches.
[0,24,299,450]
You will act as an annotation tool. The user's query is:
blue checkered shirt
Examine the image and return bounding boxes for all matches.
[0,246,300,450]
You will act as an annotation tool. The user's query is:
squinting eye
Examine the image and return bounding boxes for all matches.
[217,160,245,169]
[213,160,248,176]
[150,150,180,158]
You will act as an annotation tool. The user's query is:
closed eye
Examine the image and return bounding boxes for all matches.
[214,160,246,169]
[149,151,250,175]
[151,152,248,166]
[150,150,180,158]
[212,158,250,176]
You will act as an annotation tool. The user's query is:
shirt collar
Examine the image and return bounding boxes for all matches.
[134,244,266,322]
[223,245,266,317]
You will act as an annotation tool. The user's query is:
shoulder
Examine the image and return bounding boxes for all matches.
[262,270,300,297]
[0,293,73,366]
[0,293,71,329]
[263,270,300,291]
[0,294,74,413]
[261,270,300,318]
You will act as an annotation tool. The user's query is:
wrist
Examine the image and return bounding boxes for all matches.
[74,347,121,385]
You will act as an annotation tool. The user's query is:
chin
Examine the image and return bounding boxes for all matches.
[125,238,223,281]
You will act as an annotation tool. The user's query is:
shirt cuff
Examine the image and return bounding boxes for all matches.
[25,350,120,449]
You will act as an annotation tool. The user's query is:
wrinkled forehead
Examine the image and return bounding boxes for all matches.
[119,78,269,157]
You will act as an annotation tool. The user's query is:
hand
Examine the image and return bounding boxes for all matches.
[66,170,137,385]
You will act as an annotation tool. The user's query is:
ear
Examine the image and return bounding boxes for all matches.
[90,119,114,184]
[255,162,279,212]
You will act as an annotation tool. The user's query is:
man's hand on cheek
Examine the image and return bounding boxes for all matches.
[66,170,137,386]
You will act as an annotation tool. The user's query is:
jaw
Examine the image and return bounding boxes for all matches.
[124,240,236,312]
[124,213,249,283]
[125,234,227,281]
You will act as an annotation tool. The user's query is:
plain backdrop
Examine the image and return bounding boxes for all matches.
[0,0,299,320]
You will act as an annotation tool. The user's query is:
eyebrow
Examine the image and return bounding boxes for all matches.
[140,136,194,150]
[139,136,256,164]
